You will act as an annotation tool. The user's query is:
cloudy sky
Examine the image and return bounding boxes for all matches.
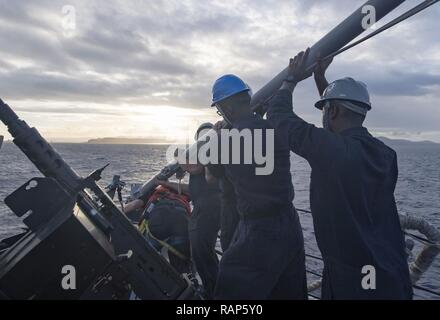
[0,0,439,142]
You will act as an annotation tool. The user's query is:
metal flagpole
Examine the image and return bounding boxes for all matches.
[250,0,407,113]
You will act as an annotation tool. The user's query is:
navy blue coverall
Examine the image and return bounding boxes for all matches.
[147,202,191,274]
[214,114,307,300]
[188,171,221,299]
[207,164,239,252]
[267,89,412,299]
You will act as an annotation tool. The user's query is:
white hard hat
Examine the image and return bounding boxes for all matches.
[315,77,372,113]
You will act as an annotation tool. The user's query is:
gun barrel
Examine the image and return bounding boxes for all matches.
[136,162,180,200]
[0,100,82,191]
[136,129,218,200]
[0,99,20,128]
[1,100,195,299]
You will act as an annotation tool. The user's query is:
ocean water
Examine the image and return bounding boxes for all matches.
[0,142,439,299]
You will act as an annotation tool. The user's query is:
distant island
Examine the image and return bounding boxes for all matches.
[87,137,173,145]
[378,137,440,147]
[85,136,440,147]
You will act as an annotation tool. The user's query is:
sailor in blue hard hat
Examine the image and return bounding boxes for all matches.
[211,74,252,106]
[208,73,308,300]
[267,48,412,300]
[210,74,253,126]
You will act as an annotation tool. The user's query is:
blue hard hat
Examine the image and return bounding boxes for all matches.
[211,74,251,107]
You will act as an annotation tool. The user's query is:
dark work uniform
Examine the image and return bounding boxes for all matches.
[147,202,191,274]
[207,164,239,252]
[267,89,412,299]
[188,171,221,299]
[214,114,307,300]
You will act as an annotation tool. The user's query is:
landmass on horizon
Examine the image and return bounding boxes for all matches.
[85,137,440,147]
[1,136,440,147]
[378,137,440,147]
[87,137,174,145]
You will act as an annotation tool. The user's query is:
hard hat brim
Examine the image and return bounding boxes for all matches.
[211,88,250,107]
[315,98,372,111]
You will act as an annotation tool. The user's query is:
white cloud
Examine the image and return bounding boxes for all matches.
[0,0,439,142]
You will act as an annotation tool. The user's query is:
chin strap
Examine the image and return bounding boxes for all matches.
[339,101,368,116]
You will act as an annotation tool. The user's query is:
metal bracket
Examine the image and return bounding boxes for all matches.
[85,254,133,299]
[4,177,74,231]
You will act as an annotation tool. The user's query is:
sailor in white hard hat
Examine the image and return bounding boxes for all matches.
[267,48,412,300]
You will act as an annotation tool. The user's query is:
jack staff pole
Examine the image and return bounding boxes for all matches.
[250,0,406,114]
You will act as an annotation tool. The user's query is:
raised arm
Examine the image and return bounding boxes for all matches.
[313,56,333,96]
[124,199,146,214]
[267,50,344,168]
[267,48,313,120]
[159,180,190,195]
[267,49,312,119]
[279,48,313,94]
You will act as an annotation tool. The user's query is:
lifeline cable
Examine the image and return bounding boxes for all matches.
[405,231,439,247]
[214,208,440,297]
[298,208,436,246]
[288,207,440,297]
[413,284,440,298]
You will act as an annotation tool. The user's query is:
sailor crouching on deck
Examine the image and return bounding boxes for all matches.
[123,184,192,275]
[210,74,307,299]
[267,48,412,299]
